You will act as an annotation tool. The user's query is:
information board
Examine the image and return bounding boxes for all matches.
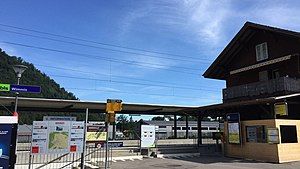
[70,122,85,153]
[141,125,156,148]
[31,121,48,154]
[31,121,84,155]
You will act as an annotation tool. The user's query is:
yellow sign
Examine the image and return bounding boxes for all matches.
[274,102,288,116]
[106,99,122,112]
[86,132,107,141]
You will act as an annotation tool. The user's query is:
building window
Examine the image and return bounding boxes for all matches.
[256,42,268,61]
[280,125,298,143]
[191,127,198,130]
[158,126,166,128]
[201,127,208,130]
[246,125,266,143]
[172,127,181,130]
[209,127,217,131]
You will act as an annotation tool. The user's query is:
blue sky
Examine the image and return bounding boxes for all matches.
[1,0,300,110]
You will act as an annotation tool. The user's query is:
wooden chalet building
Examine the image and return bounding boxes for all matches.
[202,22,300,163]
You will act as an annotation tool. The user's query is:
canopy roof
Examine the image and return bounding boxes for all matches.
[0,96,197,115]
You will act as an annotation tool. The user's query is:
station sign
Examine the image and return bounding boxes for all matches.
[0,83,41,93]
[10,84,41,93]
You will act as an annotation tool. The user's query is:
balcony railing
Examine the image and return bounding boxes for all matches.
[223,77,300,101]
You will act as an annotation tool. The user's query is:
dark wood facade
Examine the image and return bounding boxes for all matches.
[203,22,300,102]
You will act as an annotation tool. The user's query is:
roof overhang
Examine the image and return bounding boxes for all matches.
[186,93,300,116]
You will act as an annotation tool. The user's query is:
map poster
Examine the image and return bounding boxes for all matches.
[47,121,71,154]
[228,122,241,144]
[31,121,48,154]
[70,121,84,153]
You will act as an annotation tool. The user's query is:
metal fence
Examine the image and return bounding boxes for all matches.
[15,143,113,169]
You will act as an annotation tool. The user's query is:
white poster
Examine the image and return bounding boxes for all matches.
[31,121,48,154]
[70,121,85,153]
[31,120,85,154]
[141,125,156,148]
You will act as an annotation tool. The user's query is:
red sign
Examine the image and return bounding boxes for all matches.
[70,145,77,152]
[32,146,39,154]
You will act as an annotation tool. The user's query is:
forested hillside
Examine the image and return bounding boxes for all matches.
[0,48,77,99]
[0,48,97,124]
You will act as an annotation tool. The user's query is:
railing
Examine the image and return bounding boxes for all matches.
[223,77,300,101]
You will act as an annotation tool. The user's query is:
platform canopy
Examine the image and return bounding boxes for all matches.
[0,96,198,115]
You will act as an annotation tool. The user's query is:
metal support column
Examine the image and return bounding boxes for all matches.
[105,121,109,169]
[80,108,89,169]
[112,122,116,140]
[197,115,203,147]
[174,115,177,139]
[185,115,189,139]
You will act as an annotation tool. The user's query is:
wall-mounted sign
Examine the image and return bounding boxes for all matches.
[141,125,156,148]
[0,116,18,169]
[86,132,107,142]
[267,128,279,144]
[274,102,288,116]
[227,113,241,144]
[86,123,107,142]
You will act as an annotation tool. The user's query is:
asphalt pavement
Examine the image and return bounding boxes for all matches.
[110,155,300,169]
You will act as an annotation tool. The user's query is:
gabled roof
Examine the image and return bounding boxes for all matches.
[203,21,300,80]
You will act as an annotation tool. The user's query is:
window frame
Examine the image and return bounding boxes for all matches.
[256,42,269,62]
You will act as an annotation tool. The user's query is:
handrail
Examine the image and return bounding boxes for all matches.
[35,153,69,169]
[60,146,103,169]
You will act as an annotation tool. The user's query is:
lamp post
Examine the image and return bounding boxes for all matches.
[12,64,28,116]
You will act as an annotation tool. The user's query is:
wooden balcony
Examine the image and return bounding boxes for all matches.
[223,77,300,102]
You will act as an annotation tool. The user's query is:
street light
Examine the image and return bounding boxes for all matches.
[12,64,28,115]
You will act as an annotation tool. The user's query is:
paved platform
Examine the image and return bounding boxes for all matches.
[110,156,300,169]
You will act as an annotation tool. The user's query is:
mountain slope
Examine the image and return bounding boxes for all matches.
[0,48,77,100]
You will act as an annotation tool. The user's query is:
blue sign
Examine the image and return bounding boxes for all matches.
[0,124,13,169]
[227,113,240,123]
[10,84,41,93]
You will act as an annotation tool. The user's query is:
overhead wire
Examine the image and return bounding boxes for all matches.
[0,23,213,62]
[65,87,220,101]
[2,41,203,75]
[49,74,220,92]
[0,28,210,64]
[35,64,220,91]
